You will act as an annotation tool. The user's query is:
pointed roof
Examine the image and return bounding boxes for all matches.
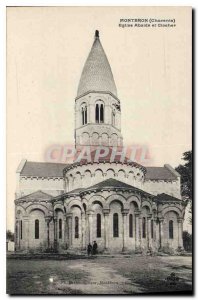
[77,30,117,98]
[15,190,53,202]
[154,193,183,203]
[81,178,153,197]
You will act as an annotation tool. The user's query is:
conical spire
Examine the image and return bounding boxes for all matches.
[77,30,117,98]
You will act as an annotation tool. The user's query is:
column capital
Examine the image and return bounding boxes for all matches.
[158,217,164,223]
[103,208,110,215]
[177,217,183,223]
[87,210,94,216]
[45,216,52,222]
[122,209,129,216]
[134,210,141,216]
[66,213,73,218]
[147,213,153,220]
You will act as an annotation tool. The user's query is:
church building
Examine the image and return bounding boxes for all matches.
[14,30,186,253]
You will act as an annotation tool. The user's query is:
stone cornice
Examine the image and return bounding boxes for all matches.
[75,90,120,103]
[63,160,147,174]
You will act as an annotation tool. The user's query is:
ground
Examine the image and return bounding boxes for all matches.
[7,255,192,295]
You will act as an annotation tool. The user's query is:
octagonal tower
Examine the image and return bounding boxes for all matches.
[75,30,123,149]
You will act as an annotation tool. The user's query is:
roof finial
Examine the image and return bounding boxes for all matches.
[95,30,99,38]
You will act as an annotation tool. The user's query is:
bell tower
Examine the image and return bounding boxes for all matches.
[75,30,123,149]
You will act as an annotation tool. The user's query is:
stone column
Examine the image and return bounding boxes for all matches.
[81,213,86,250]
[45,216,51,249]
[87,211,93,244]
[54,217,58,250]
[23,216,29,250]
[147,214,152,249]
[178,218,183,249]
[153,217,158,250]
[16,220,20,249]
[67,213,73,248]
[63,215,67,248]
[122,209,129,252]
[135,210,140,250]
[15,220,19,250]
[103,209,110,250]
[159,217,164,250]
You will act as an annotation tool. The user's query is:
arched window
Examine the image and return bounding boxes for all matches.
[35,219,39,239]
[96,104,99,123]
[169,220,174,239]
[96,214,101,238]
[142,217,146,238]
[75,216,79,238]
[81,104,87,125]
[15,223,18,239]
[59,219,62,239]
[95,101,104,123]
[151,220,154,239]
[100,104,104,123]
[81,107,84,125]
[113,213,119,237]
[83,203,87,213]
[20,220,23,240]
[85,107,87,124]
[129,214,133,237]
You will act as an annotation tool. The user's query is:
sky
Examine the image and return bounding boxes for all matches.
[7,7,192,231]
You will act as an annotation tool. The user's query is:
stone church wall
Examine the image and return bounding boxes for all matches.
[16,176,65,199]
[65,162,145,192]
[162,211,180,250]
[143,179,181,198]
[28,209,46,249]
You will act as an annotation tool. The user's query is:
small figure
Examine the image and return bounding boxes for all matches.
[87,243,92,256]
[92,241,98,255]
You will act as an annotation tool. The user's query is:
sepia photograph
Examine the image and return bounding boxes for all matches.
[6,6,192,295]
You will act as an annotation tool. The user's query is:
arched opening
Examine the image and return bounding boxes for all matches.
[35,219,39,239]
[83,203,87,213]
[129,214,133,237]
[96,104,99,123]
[142,217,146,238]
[85,107,87,124]
[113,213,119,237]
[82,107,84,125]
[95,101,104,123]
[100,104,104,123]
[15,223,18,239]
[75,216,79,238]
[20,220,23,240]
[59,219,62,239]
[151,219,154,239]
[96,213,101,238]
[169,220,174,239]
[81,104,87,125]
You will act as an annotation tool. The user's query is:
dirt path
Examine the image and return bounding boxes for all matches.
[57,260,143,294]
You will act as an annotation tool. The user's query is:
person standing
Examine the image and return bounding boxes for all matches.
[92,241,98,255]
[87,243,92,256]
